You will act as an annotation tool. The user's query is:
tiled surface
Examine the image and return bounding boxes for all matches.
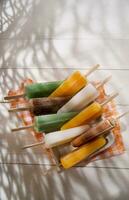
[0,0,129,199]
[1,164,129,200]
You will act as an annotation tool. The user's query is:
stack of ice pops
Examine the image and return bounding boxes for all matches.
[2,64,128,172]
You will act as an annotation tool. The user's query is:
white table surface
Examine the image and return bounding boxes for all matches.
[0,0,129,199]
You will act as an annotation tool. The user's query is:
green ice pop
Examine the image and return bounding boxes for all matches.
[4,64,100,100]
[25,81,63,99]
[34,112,78,133]
[4,80,63,100]
[12,112,78,133]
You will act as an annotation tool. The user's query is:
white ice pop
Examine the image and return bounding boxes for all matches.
[58,83,99,113]
[45,124,89,147]
[22,124,90,149]
[58,76,111,114]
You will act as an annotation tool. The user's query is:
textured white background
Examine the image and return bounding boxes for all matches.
[0,0,129,199]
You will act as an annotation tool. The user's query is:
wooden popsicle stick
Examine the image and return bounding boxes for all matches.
[116,111,129,120]
[11,125,34,132]
[96,75,112,89]
[42,165,61,176]
[8,106,30,112]
[101,92,119,107]
[0,99,18,103]
[84,64,100,77]
[4,93,25,100]
[0,100,10,103]
[22,141,45,149]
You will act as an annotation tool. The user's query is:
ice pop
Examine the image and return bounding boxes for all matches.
[60,137,106,169]
[71,110,128,147]
[4,64,100,100]
[8,97,70,115]
[49,64,100,97]
[72,118,115,147]
[12,112,78,133]
[22,125,90,149]
[58,76,111,113]
[4,81,63,100]
[61,92,118,130]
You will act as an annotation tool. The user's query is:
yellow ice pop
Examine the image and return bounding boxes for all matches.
[60,137,106,169]
[61,92,118,130]
[50,71,86,97]
[50,65,99,97]
[61,101,102,130]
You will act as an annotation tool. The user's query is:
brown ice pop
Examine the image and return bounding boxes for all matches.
[8,97,71,115]
[71,118,117,147]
